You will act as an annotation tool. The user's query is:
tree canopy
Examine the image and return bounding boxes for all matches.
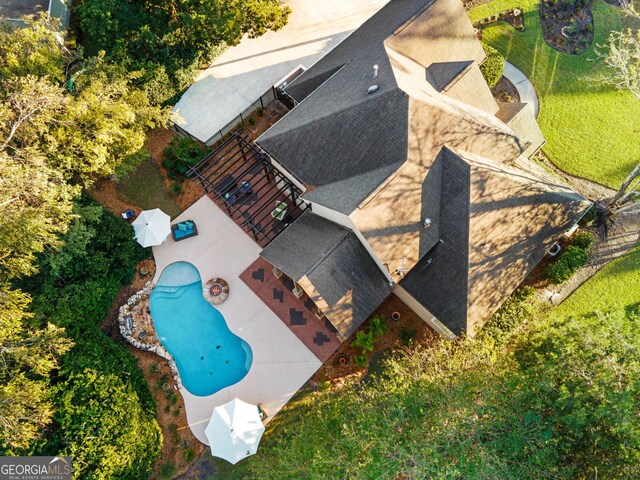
[76,0,291,104]
[0,18,164,468]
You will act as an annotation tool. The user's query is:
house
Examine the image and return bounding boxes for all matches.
[0,0,71,28]
[251,0,589,338]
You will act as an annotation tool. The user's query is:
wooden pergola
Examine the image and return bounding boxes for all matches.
[187,132,309,246]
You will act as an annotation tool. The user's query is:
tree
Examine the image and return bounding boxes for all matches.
[0,286,72,452]
[599,4,640,101]
[0,17,163,456]
[598,4,640,221]
[76,0,292,104]
[0,16,73,82]
[44,58,167,183]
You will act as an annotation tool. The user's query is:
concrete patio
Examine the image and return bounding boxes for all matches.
[152,196,322,444]
[172,0,390,142]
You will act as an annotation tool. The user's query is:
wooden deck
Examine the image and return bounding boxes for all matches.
[188,132,307,247]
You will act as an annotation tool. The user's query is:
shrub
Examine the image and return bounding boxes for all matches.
[571,232,595,250]
[257,106,264,116]
[543,246,589,284]
[183,447,196,462]
[248,116,256,126]
[480,43,504,88]
[170,181,184,196]
[162,137,207,180]
[354,355,368,368]
[400,328,416,346]
[352,330,375,352]
[369,315,388,339]
[158,463,176,480]
[478,286,537,345]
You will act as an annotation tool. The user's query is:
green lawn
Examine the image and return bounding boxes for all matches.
[470,0,640,189]
[117,158,183,219]
[553,245,640,319]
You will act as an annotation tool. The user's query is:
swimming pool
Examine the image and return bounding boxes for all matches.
[149,261,252,396]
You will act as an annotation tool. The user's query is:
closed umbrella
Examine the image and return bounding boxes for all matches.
[132,209,171,247]
[205,398,265,464]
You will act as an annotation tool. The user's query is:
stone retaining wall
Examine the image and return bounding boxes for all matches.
[118,282,183,390]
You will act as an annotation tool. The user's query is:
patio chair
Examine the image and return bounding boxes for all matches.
[121,209,135,220]
[271,201,288,221]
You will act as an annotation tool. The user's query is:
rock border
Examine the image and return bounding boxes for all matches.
[118,282,183,390]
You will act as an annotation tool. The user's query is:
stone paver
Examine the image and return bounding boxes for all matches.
[240,257,341,362]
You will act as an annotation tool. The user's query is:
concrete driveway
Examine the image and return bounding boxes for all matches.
[172,0,390,143]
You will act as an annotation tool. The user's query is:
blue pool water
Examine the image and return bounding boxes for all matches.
[149,262,252,396]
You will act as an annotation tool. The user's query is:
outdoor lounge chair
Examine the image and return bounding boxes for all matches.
[121,209,135,220]
[271,201,288,221]
[171,220,198,241]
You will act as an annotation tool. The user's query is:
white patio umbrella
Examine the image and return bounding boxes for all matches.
[132,209,171,247]
[205,398,265,464]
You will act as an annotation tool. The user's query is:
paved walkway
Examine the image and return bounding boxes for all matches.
[503,61,539,117]
[172,0,390,142]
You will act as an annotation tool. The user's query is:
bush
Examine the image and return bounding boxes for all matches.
[162,137,207,180]
[571,232,595,250]
[170,180,184,196]
[183,447,196,462]
[369,315,387,339]
[248,116,256,126]
[400,328,416,346]
[543,246,589,284]
[257,106,264,116]
[354,355,368,368]
[352,330,375,352]
[480,43,504,88]
[478,286,537,345]
[158,462,176,480]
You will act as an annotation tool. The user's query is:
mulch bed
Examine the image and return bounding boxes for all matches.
[311,294,440,385]
[540,0,594,54]
[492,76,521,103]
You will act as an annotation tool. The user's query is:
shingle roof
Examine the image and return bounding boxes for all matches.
[261,212,391,339]
[496,102,545,157]
[257,0,501,213]
[425,61,474,92]
[257,0,589,336]
[401,147,590,335]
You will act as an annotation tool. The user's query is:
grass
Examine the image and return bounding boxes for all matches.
[553,244,640,319]
[117,157,183,218]
[470,0,640,189]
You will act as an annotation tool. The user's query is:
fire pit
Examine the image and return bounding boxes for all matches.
[204,278,229,305]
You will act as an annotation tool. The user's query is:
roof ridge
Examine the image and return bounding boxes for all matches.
[258,87,403,144]
[304,228,353,277]
[257,60,350,144]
